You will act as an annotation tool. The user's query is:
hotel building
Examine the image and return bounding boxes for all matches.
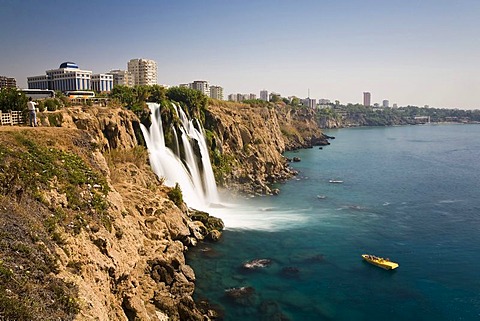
[28,62,113,93]
[91,74,114,92]
[127,58,157,86]
[28,62,92,92]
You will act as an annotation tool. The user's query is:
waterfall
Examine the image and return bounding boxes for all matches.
[140,102,219,210]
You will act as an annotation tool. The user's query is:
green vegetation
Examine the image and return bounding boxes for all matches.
[166,86,208,122]
[0,87,28,112]
[167,183,183,207]
[316,103,480,126]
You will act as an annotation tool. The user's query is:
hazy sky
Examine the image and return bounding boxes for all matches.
[1,0,479,109]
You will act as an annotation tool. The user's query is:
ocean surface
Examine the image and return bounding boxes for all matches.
[187,124,480,321]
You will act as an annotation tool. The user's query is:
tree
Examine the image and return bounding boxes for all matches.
[148,85,167,102]
[109,85,135,106]
[166,86,207,120]
[0,88,28,112]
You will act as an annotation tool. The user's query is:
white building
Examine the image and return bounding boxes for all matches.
[260,90,268,101]
[191,80,210,97]
[127,58,157,86]
[302,97,317,109]
[108,69,134,87]
[209,85,224,100]
[228,93,237,102]
[91,74,114,92]
[28,62,92,92]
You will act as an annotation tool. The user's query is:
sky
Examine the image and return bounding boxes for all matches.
[1,0,479,109]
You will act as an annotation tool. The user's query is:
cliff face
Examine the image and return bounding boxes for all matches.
[0,107,222,321]
[205,101,328,195]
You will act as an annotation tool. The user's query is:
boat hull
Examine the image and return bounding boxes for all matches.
[362,254,399,270]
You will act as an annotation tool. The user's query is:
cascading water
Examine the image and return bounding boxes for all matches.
[141,102,307,230]
[140,102,219,211]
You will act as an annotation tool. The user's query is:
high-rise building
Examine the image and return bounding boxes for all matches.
[260,90,268,101]
[209,85,224,100]
[382,100,389,108]
[363,92,371,106]
[108,69,134,87]
[191,80,210,97]
[228,93,237,102]
[127,58,157,86]
[28,62,92,92]
[0,76,17,88]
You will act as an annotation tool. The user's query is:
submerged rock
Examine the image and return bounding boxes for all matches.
[279,266,300,279]
[242,258,272,270]
[224,286,257,306]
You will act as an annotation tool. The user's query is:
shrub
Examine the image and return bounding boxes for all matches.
[167,183,183,207]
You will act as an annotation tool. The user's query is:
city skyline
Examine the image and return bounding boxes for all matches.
[1,0,479,109]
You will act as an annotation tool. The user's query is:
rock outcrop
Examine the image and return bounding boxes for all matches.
[205,101,329,195]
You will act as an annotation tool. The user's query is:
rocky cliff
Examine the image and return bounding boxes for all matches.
[0,106,222,321]
[0,101,329,320]
[205,101,329,195]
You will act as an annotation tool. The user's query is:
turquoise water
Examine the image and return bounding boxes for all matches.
[187,124,480,321]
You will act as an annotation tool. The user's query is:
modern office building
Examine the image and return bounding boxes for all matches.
[0,76,16,88]
[108,69,134,87]
[127,58,157,86]
[209,85,224,100]
[28,62,93,92]
[91,74,114,92]
[260,90,268,101]
[363,92,371,107]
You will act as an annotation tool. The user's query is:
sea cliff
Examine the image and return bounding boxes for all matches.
[205,100,329,195]
[0,101,328,320]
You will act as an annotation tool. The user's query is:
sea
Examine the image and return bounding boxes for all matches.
[187,124,480,321]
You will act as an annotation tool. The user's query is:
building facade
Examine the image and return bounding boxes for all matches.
[108,69,134,87]
[382,100,389,108]
[27,62,93,92]
[127,58,157,86]
[363,92,371,106]
[209,85,224,100]
[260,90,268,101]
[0,76,17,88]
[191,80,210,97]
[91,74,114,92]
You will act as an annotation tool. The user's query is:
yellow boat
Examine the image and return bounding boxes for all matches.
[362,254,399,270]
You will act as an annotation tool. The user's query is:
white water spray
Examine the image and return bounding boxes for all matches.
[140,102,219,210]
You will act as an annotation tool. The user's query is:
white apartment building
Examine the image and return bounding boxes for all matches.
[127,58,157,86]
[28,62,92,92]
[108,69,134,87]
[91,74,114,92]
[191,80,210,97]
[209,85,224,100]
